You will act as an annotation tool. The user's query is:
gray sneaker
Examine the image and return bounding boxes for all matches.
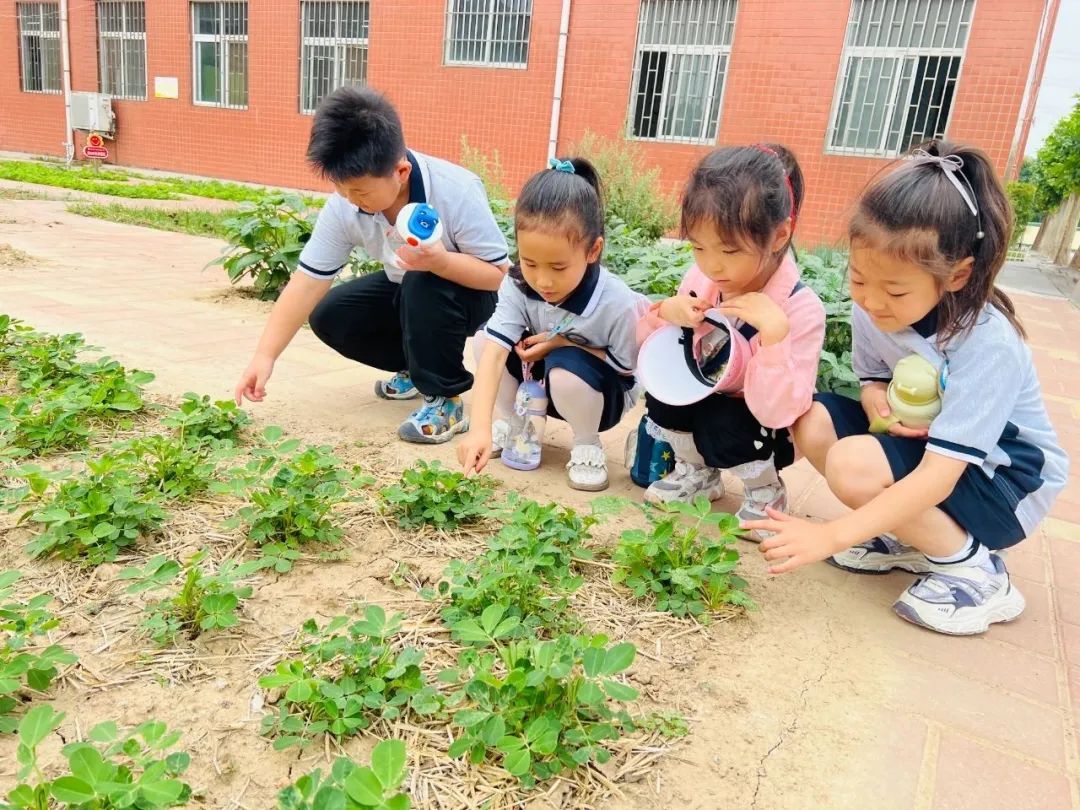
[644,461,724,505]
[892,554,1025,635]
[735,482,788,541]
[829,534,933,575]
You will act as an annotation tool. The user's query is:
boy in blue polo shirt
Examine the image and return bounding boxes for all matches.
[234,87,509,443]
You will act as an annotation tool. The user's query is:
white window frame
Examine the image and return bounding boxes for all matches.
[191,1,249,110]
[626,0,738,145]
[17,2,62,95]
[299,1,370,115]
[443,0,532,69]
[97,1,147,100]
[826,0,975,158]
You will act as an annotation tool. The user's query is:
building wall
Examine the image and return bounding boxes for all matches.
[0,0,1057,245]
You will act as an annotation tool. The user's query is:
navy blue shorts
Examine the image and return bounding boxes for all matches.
[506,346,632,433]
[814,393,1027,550]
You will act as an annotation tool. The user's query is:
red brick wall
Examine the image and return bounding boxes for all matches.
[0,0,1057,246]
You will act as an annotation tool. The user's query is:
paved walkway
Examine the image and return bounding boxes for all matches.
[3,198,1080,809]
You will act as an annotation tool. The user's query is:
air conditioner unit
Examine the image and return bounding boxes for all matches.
[71,92,116,136]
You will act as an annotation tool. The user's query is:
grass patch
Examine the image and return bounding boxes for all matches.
[67,202,232,239]
[0,160,179,200]
[0,160,325,206]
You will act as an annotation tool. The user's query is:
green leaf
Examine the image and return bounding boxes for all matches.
[371,739,406,791]
[602,642,637,675]
[49,776,96,803]
[383,794,411,810]
[19,704,61,749]
[344,766,384,806]
[502,746,531,776]
[138,778,186,805]
[603,680,639,701]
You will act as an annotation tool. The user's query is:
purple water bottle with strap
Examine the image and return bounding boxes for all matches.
[501,361,548,471]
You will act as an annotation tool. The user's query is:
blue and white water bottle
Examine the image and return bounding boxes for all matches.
[396,202,444,247]
[501,378,548,471]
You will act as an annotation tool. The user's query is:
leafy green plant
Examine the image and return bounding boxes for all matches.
[214,427,371,569]
[161,392,249,445]
[435,499,611,639]
[21,454,168,564]
[0,571,77,733]
[3,705,193,809]
[119,552,267,644]
[277,739,410,810]
[612,497,754,618]
[380,461,496,529]
[211,193,318,299]
[441,632,638,786]
[797,247,859,398]
[122,435,218,501]
[569,131,678,240]
[259,606,441,749]
[603,218,694,299]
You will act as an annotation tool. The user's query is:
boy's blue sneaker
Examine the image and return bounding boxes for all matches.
[398,396,469,444]
[375,371,420,401]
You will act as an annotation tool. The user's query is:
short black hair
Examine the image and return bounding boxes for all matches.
[306,87,406,182]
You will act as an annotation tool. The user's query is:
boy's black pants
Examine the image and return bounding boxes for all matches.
[308,270,496,398]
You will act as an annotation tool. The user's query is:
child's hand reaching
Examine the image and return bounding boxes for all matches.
[742,508,840,573]
[719,293,789,345]
[659,295,711,327]
[457,430,494,475]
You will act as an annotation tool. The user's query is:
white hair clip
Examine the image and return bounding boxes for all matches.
[909,148,985,240]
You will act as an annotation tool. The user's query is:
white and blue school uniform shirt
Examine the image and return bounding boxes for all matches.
[484,263,647,379]
[297,150,509,283]
[484,264,648,427]
[853,302,1069,537]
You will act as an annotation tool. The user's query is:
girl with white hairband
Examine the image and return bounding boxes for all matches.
[745,140,1069,637]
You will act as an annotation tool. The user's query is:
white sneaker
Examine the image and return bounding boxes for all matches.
[829,534,933,575]
[644,460,724,505]
[734,482,788,541]
[490,419,509,459]
[892,554,1025,635]
[567,444,609,492]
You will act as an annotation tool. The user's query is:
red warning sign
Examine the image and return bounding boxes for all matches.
[83,132,109,160]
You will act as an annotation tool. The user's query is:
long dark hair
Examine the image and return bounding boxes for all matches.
[509,157,605,287]
[681,143,804,259]
[850,139,1021,341]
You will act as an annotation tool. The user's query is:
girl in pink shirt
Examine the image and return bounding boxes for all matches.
[638,144,825,521]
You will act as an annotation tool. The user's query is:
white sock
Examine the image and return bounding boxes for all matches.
[926,533,993,570]
[730,457,781,490]
[655,426,707,467]
[547,368,604,447]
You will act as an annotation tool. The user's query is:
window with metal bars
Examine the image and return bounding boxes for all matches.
[191,1,248,109]
[827,0,974,157]
[97,1,147,100]
[300,1,369,114]
[444,0,532,68]
[17,2,61,94]
[628,0,737,144]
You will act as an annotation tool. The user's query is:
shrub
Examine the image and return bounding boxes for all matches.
[1006,181,1038,246]
[569,130,678,240]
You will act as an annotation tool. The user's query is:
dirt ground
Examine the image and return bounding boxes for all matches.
[2,194,1077,810]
